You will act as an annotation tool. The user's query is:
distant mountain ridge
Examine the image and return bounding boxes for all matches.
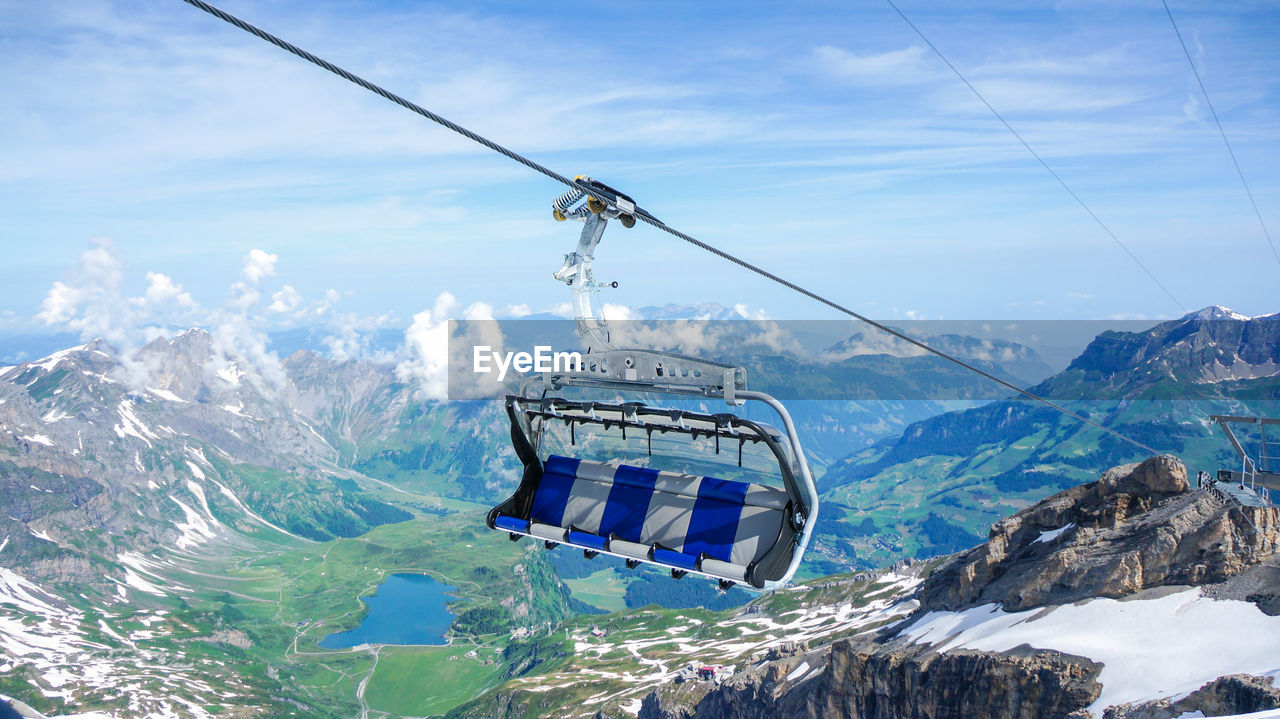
[1038,306,1280,399]
[819,328,1052,387]
[0,329,577,717]
[815,307,1280,568]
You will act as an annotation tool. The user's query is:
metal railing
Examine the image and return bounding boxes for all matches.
[1242,456,1257,492]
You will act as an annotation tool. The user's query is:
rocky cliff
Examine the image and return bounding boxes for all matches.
[640,456,1280,719]
[920,455,1280,611]
[642,641,1102,719]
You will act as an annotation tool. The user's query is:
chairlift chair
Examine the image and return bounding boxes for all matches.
[486,178,819,590]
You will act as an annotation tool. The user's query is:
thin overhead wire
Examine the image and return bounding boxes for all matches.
[1161,0,1280,267]
[884,0,1187,311]
[176,0,1165,457]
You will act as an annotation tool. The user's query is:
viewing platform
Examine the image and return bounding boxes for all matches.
[1212,480,1272,508]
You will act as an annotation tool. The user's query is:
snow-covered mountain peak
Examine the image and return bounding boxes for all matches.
[1187,305,1255,322]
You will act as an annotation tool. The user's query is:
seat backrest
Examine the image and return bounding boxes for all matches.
[530,456,787,566]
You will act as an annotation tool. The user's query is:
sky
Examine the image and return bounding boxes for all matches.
[1,0,1278,347]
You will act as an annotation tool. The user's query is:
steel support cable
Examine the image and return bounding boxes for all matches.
[635,212,1164,455]
[178,0,1164,457]
[176,0,579,190]
[1161,0,1280,267]
[884,0,1187,311]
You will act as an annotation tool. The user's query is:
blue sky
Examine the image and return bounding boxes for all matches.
[1,0,1278,340]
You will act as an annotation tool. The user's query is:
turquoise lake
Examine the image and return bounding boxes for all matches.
[318,573,462,648]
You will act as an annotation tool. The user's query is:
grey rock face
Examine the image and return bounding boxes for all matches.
[919,455,1280,612]
[640,638,1102,719]
[793,642,1101,719]
[1102,673,1280,719]
[0,331,490,595]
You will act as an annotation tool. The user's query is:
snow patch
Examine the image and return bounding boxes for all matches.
[147,386,187,403]
[29,345,87,373]
[1,561,229,716]
[206,476,304,540]
[112,557,167,597]
[1033,523,1075,544]
[785,661,811,681]
[113,400,157,447]
[123,570,165,596]
[97,619,129,645]
[295,415,334,449]
[1190,305,1252,322]
[185,445,214,469]
[216,362,242,386]
[901,588,1280,713]
[18,433,55,447]
[221,402,252,419]
[551,572,922,708]
[171,494,218,551]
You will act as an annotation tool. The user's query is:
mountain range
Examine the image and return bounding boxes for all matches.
[814,307,1280,569]
[0,317,1035,716]
[1,306,1277,717]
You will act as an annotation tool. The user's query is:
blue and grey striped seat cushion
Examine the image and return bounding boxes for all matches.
[522,455,788,578]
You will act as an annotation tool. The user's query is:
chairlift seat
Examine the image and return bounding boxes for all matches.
[490,455,795,586]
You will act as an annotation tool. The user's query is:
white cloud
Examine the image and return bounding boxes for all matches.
[241,249,277,284]
[206,310,287,395]
[33,241,420,386]
[600,303,633,321]
[732,303,770,320]
[323,311,394,363]
[268,285,302,313]
[463,302,495,322]
[607,318,801,358]
[316,289,341,316]
[945,77,1150,114]
[812,45,935,84]
[36,239,125,334]
[37,280,80,324]
[1181,93,1203,122]
[142,271,196,310]
[32,241,301,394]
[34,238,153,387]
[396,292,507,400]
[202,249,290,395]
[228,249,279,311]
